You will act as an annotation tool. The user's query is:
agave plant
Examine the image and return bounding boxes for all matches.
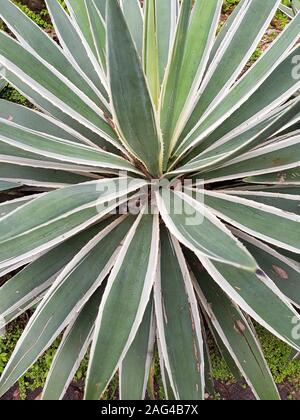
[279,0,300,17]
[0,0,299,401]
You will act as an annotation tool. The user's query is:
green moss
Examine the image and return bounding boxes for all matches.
[256,325,300,385]
[12,1,52,29]
[0,85,29,106]
[211,350,234,383]
[209,324,300,386]
[223,0,240,13]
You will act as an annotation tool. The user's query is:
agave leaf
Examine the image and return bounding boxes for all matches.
[156,338,176,400]
[201,136,300,184]
[0,220,112,325]
[166,0,222,158]
[84,0,107,74]
[200,190,300,253]
[0,119,142,174]
[207,0,248,64]
[156,188,257,270]
[246,168,300,185]
[155,0,178,85]
[64,0,106,86]
[0,195,38,218]
[120,0,144,58]
[202,326,216,398]
[0,216,134,398]
[0,77,7,91]
[292,0,300,13]
[45,0,108,100]
[0,142,101,174]
[176,13,300,157]
[189,254,280,400]
[183,44,300,163]
[155,230,204,400]
[222,190,300,215]
[198,256,300,351]
[234,229,300,308]
[0,180,18,191]
[206,317,243,383]
[42,288,104,401]
[171,110,281,175]
[0,162,91,188]
[106,0,162,176]
[279,4,295,18]
[180,0,280,142]
[143,0,160,106]
[1,69,118,152]
[0,0,108,109]
[120,298,155,400]
[0,99,97,147]
[0,31,117,146]
[176,97,300,173]
[93,0,106,19]
[0,178,146,269]
[85,212,159,400]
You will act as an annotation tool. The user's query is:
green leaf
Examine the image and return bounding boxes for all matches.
[167,0,222,158]
[176,13,300,157]
[45,0,108,99]
[159,0,192,168]
[155,230,204,400]
[156,188,257,270]
[0,180,19,191]
[155,0,178,85]
[0,162,91,188]
[201,190,300,253]
[0,31,116,145]
[0,119,142,174]
[292,0,300,13]
[1,69,116,152]
[0,178,146,269]
[120,0,144,58]
[85,0,107,73]
[279,4,295,18]
[190,253,279,400]
[0,77,7,91]
[0,99,93,146]
[143,0,160,106]
[120,299,155,400]
[85,212,159,400]
[201,136,300,183]
[183,45,300,162]
[198,256,300,351]
[106,0,162,176]
[223,190,300,215]
[175,98,300,174]
[64,0,105,79]
[235,230,300,308]
[0,195,37,218]
[0,221,111,324]
[42,288,104,400]
[0,216,134,398]
[0,0,108,109]
[245,168,300,185]
[180,0,280,142]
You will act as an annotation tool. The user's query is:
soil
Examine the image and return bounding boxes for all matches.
[1,380,299,401]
